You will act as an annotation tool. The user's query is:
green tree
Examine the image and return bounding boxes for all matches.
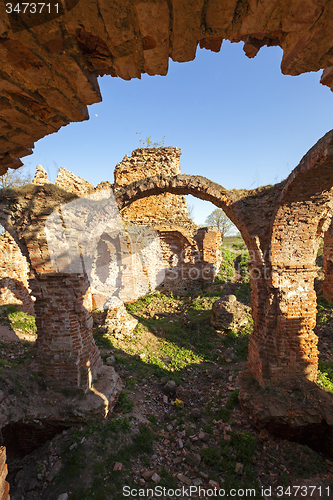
[205,209,235,241]
[0,166,32,189]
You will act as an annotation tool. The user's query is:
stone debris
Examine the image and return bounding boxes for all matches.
[106,356,116,366]
[235,462,244,474]
[163,380,176,394]
[57,494,68,500]
[46,459,63,482]
[177,473,192,485]
[104,301,138,337]
[211,295,251,332]
[113,462,123,472]
[185,452,201,466]
[191,408,202,419]
[142,470,155,480]
[198,431,210,442]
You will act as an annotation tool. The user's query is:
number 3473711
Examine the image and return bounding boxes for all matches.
[6,3,59,14]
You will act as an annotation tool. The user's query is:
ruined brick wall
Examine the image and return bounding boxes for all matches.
[323,221,333,301]
[2,131,333,393]
[114,130,333,388]
[32,165,51,186]
[0,1,333,174]
[114,147,194,229]
[0,230,34,315]
[31,273,102,390]
[55,167,95,195]
[114,147,222,291]
[0,185,103,390]
[0,447,10,500]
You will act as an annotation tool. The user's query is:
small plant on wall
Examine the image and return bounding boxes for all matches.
[136,132,165,148]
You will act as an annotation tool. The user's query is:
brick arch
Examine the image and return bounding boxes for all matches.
[115,174,258,255]
[271,129,333,268]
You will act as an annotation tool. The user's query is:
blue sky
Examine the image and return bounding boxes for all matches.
[23,40,333,226]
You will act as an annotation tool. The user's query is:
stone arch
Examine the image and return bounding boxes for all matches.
[271,129,333,269]
[115,174,258,255]
[115,173,277,382]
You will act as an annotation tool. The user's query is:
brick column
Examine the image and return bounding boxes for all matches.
[30,272,102,391]
[0,447,10,500]
[323,222,333,301]
[248,264,318,386]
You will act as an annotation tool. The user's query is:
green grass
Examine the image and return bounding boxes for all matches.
[55,416,145,500]
[200,430,258,491]
[282,444,325,478]
[0,304,36,334]
[115,390,134,414]
[317,360,333,393]
[216,248,236,283]
[93,289,253,384]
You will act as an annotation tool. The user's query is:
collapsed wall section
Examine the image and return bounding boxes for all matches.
[0,230,34,315]
[114,147,222,291]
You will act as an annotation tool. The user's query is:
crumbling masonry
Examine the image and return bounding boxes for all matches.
[1,0,333,493]
[0,1,333,174]
[0,146,222,390]
[1,132,333,395]
[115,130,333,388]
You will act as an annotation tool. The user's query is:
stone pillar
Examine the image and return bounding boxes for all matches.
[195,226,222,283]
[248,265,318,386]
[323,222,333,301]
[30,272,102,391]
[0,447,10,500]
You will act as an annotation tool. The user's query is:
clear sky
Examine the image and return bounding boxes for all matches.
[23,40,333,226]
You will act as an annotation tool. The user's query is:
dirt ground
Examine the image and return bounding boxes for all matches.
[1,279,333,500]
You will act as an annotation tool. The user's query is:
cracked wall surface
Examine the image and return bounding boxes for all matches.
[0,1,333,174]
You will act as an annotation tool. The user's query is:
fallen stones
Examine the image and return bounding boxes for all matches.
[104,299,138,337]
[185,452,201,467]
[177,473,192,485]
[46,458,63,482]
[191,408,202,419]
[211,295,251,332]
[106,356,116,366]
[163,380,176,394]
[151,473,160,483]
